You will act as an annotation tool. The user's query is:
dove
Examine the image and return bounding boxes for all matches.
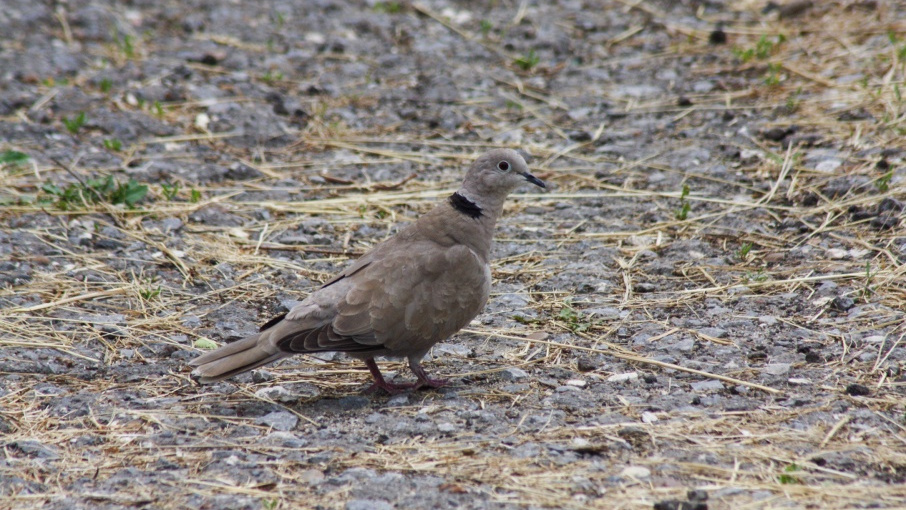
[189,148,545,393]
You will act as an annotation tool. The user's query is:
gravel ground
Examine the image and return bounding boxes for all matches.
[2,1,906,509]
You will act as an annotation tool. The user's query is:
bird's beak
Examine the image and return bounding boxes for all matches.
[522,172,546,188]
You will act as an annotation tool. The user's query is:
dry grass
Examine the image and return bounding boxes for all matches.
[1,1,905,509]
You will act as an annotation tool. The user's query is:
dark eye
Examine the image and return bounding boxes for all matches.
[497,161,510,171]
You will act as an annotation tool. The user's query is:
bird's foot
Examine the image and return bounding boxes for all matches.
[363,380,416,395]
[413,377,448,390]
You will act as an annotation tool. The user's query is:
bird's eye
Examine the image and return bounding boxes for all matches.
[497,161,510,171]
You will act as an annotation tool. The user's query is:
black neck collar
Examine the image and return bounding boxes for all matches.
[449,192,483,219]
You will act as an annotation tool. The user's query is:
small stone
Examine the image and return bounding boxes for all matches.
[641,411,658,424]
[815,159,842,172]
[635,282,657,293]
[255,411,298,431]
[763,363,791,376]
[690,380,724,392]
[758,316,778,326]
[299,469,325,485]
[697,327,727,338]
[346,500,393,510]
[10,440,59,459]
[805,351,823,363]
[501,367,529,381]
[437,422,457,434]
[265,431,308,448]
[565,379,587,388]
[687,489,709,501]
[709,28,727,45]
[788,378,811,385]
[831,296,855,311]
[845,383,870,396]
[668,339,696,352]
[386,394,410,406]
[620,466,651,479]
[576,357,598,372]
[432,343,472,357]
[252,370,275,383]
[255,386,293,403]
[863,335,886,344]
[607,372,638,383]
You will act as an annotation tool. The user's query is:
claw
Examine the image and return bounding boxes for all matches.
[362,358,448,394]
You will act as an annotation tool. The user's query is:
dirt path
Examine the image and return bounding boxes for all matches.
[1,1,905,508]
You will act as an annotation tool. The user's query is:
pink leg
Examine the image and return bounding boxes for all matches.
[363,358,416,395]
[408,359,447,390]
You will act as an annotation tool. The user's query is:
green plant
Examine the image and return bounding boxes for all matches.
[556,300,595,333]
[109,179,149,207]
[737,242,753,261]
[103,138,122,151]
[505,99,523,110]
[733,34,785,63]
[777,463,802,484]
[262,499,278,510]
[480,20,493,37]
[261,70,284,84]
[0,150,29,166]
[152,100,165,117]
[785,86,802,112]
[99,78,113,93]
[62,112,87,134]
[373,2,402,13]
[190,188,202,203]
[675,184,691,220]
[876,171,893,192]
[764,62,782,86]
[161,182,180,201]
[514,50,540,71]
[743,269,769,284]
[116,33,136,59]
[139,284,161,301]
[41,175,148,210]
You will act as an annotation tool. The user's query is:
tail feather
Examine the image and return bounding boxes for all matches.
[189,334,287,383]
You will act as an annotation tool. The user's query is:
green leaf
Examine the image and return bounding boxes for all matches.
[194,338,218,350]
[0,150,29,165]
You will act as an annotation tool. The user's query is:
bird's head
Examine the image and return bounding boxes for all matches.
[462,148,546,198]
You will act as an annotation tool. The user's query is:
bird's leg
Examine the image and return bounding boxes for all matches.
[363,358,415,394]
[408,359,448,390]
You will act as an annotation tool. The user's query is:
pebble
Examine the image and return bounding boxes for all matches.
[758,316,778,326]
[565,379,587,388]
[576,357,598,372]
[255,385,299,403]
[501,367,529,381]
[346,500,393,510]
[386,394,410,406]
[641,412,658,424]
[10,440,59,459]
[607,372,638,383]
[762,363,791,376]
[620,466,651,479]
[255,411,298,431]
[690,380,724,392]
[697,327,727,338]
[437,422,457,434]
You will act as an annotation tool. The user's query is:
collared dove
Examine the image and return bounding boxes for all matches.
[190,148,545,393]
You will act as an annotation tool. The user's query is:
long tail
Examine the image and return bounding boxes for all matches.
[189,333,287,383]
